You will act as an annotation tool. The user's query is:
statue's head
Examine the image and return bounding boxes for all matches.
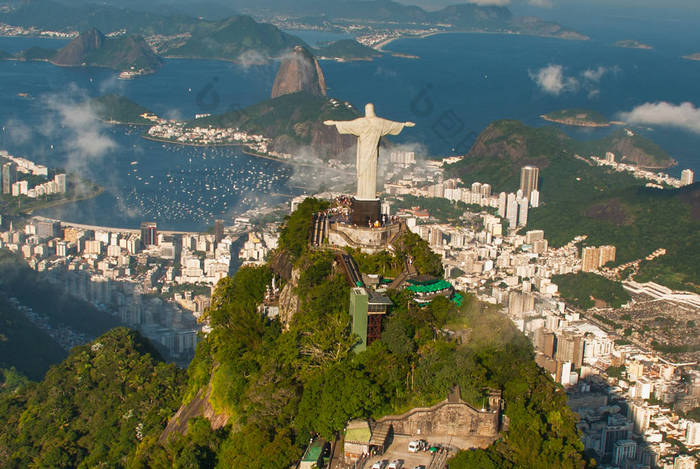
[365,103,376,117]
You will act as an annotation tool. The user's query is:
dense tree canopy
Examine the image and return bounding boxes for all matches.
[0,328,185,469]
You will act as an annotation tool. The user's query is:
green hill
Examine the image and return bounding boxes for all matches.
[190,91,360,159]
[0,328,185,468]
[15,46,56,61]
[129,198,587,468]
[51,28,162,73]
[90,94,155,125]
[447,120,674,191]
[164,15,306,62]
[446,120,697,292]
[315,39,382,60]
[578,128,674,168]
[0,201,589,468]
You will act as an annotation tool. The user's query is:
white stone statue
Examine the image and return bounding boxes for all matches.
[325,103,414,200]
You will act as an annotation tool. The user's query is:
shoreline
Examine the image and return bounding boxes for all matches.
[141,133,247,148]
[20,184,104,215]
[375,28,589,53]
[141,133,353,173]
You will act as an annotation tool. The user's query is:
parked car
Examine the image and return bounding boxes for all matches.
[413,466,426,469]
[408,439,427,452]
[387,459,403,469]
[371,460,388,469]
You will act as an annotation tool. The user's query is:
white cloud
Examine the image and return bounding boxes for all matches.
[619,101,700,134]
[529,64,579,95]
[531,64,619,97]
[582,65,619,83]
[40,85,118,175]
[468,0,511,5]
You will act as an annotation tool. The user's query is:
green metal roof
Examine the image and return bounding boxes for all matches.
[302,439,325,462]
[406,280,452,293]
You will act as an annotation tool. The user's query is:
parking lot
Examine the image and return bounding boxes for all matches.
[363,435,449,469]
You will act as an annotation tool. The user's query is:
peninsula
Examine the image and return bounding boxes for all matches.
[541,109,611,127]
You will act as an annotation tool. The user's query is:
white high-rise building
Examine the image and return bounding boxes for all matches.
[681,169,694,186]
[530,189,540,208]
[687,421,700,447]
[518,197,529,227]
[506,193,518,228]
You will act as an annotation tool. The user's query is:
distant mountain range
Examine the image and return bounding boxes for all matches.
[0,0,588,42]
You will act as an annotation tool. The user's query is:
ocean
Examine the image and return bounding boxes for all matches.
[0,27,698,231]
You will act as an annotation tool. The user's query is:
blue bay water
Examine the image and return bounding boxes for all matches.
[0,31,698,230]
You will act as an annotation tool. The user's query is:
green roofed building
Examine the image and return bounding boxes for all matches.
[300,438,328,469]
[406,278,455,304]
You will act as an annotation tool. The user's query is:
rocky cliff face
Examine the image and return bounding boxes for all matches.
[52,28,104,66]
[270,46,326,99]
[278,267,300,328]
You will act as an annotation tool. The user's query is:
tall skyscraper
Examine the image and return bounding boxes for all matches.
[681,169,694,186]
[214,219,224,244]
[582,246,600,272]
[520,166,539,200]
[55,173,67,193]
[530,189,540,208]
[599,245,616,266]
[2,162,17,195]
[140,222,158,247]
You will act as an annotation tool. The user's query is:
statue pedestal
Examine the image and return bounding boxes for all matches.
[351,198,381,226]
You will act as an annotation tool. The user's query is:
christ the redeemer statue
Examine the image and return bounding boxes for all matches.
[325,103,414,201]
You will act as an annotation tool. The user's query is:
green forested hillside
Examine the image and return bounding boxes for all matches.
[133,199,586,468]
[553,273,631,309]
[190,92,358,144]
[0,328,185,468]
[90,95,154,125]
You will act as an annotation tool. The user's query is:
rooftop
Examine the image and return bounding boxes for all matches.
[345,420,372,444]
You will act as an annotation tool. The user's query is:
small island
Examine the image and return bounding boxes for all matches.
[682,52,700,61]
[613,39,653,50]
[315,39,382,62]
[89,95,158,126]
[541,109,610,127]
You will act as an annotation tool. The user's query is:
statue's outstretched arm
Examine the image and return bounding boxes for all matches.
[404,121,415,127]
[324,120,337,126]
